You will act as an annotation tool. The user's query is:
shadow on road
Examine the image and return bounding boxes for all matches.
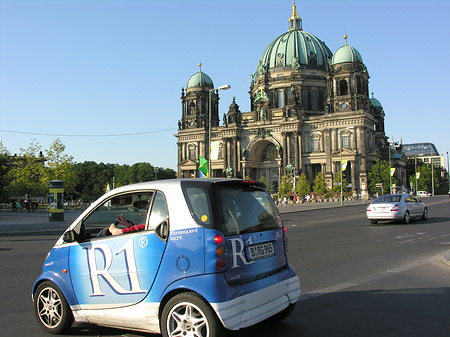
[31,286,450,337]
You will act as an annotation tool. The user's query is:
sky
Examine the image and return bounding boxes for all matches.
[1,0,449,171]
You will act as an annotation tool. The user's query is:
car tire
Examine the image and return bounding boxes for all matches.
[421,208,428,220]
[403,211,410,224]
[33,281,73,334]
[161,292,226,337]
[370,220,378,224]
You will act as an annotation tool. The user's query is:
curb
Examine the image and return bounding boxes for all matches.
[441,250,450,267]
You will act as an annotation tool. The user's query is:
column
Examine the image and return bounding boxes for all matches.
[351,161,357,196]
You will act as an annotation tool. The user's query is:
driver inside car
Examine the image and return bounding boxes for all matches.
[109,214,145,235]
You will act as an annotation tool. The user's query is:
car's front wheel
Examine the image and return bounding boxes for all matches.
[161,292,226,337]
[33,281,73,334]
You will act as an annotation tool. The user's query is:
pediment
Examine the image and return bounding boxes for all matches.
[180,159,198,168]
[331,148,356,157]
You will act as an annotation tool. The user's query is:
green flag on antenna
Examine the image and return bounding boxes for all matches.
[199,156,209,178]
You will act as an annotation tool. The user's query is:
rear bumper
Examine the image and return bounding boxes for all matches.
[366,211,404,221]
[211,268,300,330]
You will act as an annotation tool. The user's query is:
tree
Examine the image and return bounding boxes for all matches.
[367,160,400,196]
[278,174,292,197]
[8,139,47,202]
[312,172,328,197]
[409,163,449,195]
[259,176,267,189]
[0,142,11,202]
[295,173,310,199]
[331,171,349,198]
[45,138,76,197]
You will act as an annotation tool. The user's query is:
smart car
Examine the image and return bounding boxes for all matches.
[32,179,300,336]
[366,193,428,224]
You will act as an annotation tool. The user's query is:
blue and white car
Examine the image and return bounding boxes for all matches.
[32,179,300,336]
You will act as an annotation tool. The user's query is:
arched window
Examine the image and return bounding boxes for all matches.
[339,79,348,96]
[189,102,196,115]
[262,143,277,161]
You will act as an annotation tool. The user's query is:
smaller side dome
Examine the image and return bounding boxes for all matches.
[332,44,363,65]
[187,64,214,89]
[370,96,383,108]
[332,34,363,65]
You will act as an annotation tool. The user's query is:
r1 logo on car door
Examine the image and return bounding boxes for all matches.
[69,233,166,309]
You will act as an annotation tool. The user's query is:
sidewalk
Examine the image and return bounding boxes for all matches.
[0,199,366,235]
[277,198,366,214]
[0,209,82,235]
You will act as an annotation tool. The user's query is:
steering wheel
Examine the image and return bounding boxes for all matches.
[97,227,112,237]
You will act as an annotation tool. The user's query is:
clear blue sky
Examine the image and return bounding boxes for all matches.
[1,0,449,170]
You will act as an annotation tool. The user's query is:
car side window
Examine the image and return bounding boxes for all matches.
[81,192,153,239]
[185,187,211,226]
[148,191,169,231]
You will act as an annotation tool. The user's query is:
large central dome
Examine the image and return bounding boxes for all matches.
[255,3,332,78]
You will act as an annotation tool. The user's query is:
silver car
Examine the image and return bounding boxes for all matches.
[366,194,428,224]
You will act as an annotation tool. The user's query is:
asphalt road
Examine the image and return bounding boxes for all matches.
[1,196,449,336]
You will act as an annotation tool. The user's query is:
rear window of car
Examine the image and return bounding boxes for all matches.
[214,184,281,236]
[182,180,281,235]
[373,195,402,203]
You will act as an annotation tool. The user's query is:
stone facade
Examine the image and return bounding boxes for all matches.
[175,3,404,197]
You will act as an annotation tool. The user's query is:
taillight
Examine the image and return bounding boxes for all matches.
[214,234,223,244]
[216,258,227,269]
[214,234,227,269]
[391,204,399,211]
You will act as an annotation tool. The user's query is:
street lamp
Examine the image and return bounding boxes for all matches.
[430,148,435,196]
[447,151,450,193]
[388,138,399,194]
[208,84,231,177]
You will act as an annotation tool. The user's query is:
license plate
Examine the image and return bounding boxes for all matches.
[247,242,275,260]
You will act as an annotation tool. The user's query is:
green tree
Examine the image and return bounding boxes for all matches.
[278,174,292,197]
[295,173,310,198]
[331,171,349,197]
[8,139,47,202]
[312,172,328,197]
[410,164,449,195]
[367,159,400,196]
[259,176,267,189]
[0,142,11,202]
[44,138,76,197]
[72,161,116,202]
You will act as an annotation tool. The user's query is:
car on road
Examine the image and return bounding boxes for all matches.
[32,179,300,336]
[417,191,431,198]
[366,193,428,224]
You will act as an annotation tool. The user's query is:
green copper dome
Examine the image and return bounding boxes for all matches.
[256,29,332,76]
[187,68,214,89]
[255,3,332,78]
[332,44,363,65]
[370,97,383,108]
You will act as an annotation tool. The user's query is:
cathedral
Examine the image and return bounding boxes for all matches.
[175,2,390,197]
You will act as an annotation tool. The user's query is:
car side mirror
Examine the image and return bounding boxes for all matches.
[62,230,78,243]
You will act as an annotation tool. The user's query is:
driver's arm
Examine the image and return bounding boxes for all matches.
[109,214,132,236]
[109,223,123,235]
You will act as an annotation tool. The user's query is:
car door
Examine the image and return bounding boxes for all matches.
[405,195,420,217]
[68,191,169,310]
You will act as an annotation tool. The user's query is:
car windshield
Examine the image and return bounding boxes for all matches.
[373,195,402,203]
